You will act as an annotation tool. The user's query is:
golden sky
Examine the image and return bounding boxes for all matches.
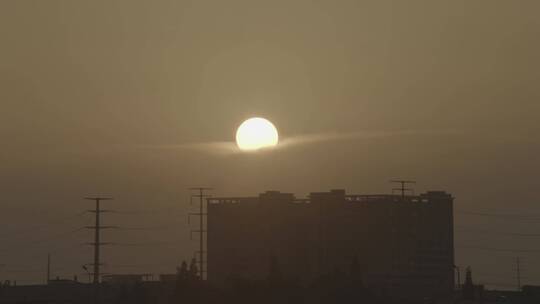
[0,0,539,287]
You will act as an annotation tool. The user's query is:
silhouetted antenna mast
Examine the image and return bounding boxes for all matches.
[454,265,461,290]
[189,187,212,280]
[390,180,416,199]
[46,253,51,285]
[515,257,522,291]
[84,197,115,303]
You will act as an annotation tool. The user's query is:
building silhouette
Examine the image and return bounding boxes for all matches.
[207,189,454,298]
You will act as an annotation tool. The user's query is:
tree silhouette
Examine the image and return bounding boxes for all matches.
[189,258,199,280]
[177,260,189,281]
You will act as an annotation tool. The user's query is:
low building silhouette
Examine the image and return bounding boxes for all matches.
[0,274,177,304]
[102,273,153,286]
[207,189,454,299]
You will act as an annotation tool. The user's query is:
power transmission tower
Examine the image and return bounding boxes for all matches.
[515,257,522,291]
[84,197,115,303]
[390,180,416,199]
[188,187,212,280]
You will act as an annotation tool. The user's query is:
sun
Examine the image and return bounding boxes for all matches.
[236,117,279,151]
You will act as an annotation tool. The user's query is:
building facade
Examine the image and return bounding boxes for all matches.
[207,189,454,298]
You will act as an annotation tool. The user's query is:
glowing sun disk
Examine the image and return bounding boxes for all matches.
[236,117,279,151]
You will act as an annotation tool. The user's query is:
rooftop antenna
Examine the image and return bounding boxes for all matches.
[189,188,212,280]
[388,179,416,287]
[390,180,416,199]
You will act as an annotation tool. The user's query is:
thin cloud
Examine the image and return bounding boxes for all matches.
[278,129,457,149]
[140,129,457,155]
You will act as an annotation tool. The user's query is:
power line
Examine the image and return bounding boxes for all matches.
[111,209,185,215]
[457,210,540,218]
[110,242,175,247]
[0,211,90,240]
[116,226,171,231]
[480,282,522,289]
[458,245,540,253]
[456,210,540,222]
[455,225,540,237]
[2,227,87,248]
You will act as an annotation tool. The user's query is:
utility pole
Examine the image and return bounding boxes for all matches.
[516,257,522,291]
[84,197,115,303]
[46,253,51,285]
[390,180,416,199]
[83,265,91,283]
[454,265,461,290]
[189,187,212,280]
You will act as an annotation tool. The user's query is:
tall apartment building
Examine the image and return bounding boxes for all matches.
[207,189,454,298]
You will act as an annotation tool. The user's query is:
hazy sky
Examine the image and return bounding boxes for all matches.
[1,1,539,288]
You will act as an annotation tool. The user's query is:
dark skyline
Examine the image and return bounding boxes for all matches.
[0,0,539,289]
